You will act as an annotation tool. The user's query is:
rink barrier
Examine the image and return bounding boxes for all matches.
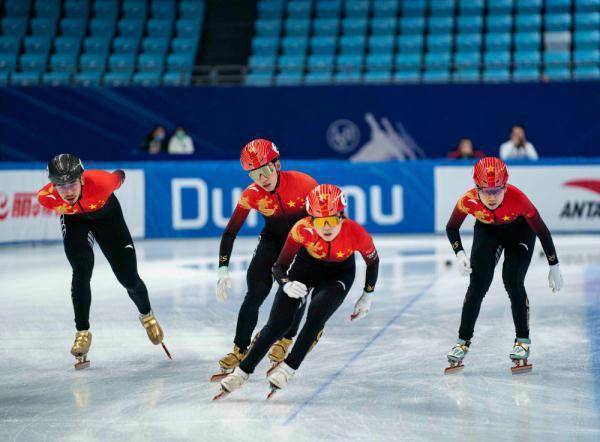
[0,158,598,244]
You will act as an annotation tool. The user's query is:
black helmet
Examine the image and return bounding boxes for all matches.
[47,154,84,184]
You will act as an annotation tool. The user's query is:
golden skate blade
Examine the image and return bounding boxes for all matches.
[511,362,533,374]
[161,343,172,360]
[210,372,230,383]
[266,385,279,400]
[74,360,90,370]
[212,390,228,401]
[444,363,464,374]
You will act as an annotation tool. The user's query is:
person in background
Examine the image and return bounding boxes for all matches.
[447,138,485,160]
[499,124,538,161]
[168,126,195,155]
[141,125,167,154]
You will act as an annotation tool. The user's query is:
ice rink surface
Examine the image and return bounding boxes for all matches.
[1,234,599,441]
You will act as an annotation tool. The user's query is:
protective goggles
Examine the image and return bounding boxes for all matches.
[312,215,341,228]
[248,163,276,181]
[478,186,505,197]
[54,180,80,191]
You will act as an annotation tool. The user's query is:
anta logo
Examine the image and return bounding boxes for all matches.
[559,179,600,219]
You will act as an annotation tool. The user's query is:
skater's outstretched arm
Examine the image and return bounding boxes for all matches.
[218,204,250,268]
[446,205,468,254]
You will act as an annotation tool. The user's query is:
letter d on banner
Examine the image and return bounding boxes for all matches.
[172,178,208,229]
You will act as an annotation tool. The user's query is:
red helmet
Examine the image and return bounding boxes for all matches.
[240,139,280,171]
[306,184,347,217]
[473,157,509,188]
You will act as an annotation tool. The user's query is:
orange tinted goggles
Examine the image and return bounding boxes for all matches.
[312,215,341,228]
[248,163,276,181]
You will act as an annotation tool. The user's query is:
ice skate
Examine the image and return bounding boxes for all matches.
[267,337,293,375]
[445,339,470,374]
[210,345,245,382]
[213,367,249,401]
[139,310,171,360]
[266,362,295,399]
[71,330,92,370]
[510,338,532,373]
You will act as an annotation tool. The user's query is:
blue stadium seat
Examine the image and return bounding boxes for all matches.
[252,37,279,55]
[255,19,282,37]
[366,53,393,70]
[488,0,514,14]
[364,70,392,84]
[575,0,600,12]
[368,35,394,54]
[24,36,51,56]
[397,35,424,53]
[176,19,202,38]
[167,53,195,71]
[342,18,368,35]
[245,71,274,86]
[546,0,572,12]
[573,65,600,79]
[179,1,205,19]
[453,68,480,82]
[151,1,177,19]
[423,69,451,83]
[574,49,600,65]
[514,32,541,50]
[304,71,334,85]
[428,17,454,34]
[104,72,132,86]
[0,37,21,56]
[395,53,422,69]
[427,34,453,52]
[456,16,483,33]
[544,13,572,31]
[90,18,117,37]
[258,0,285,19]
[515,13,542,31]
[84,37,111,55]
[94,0,119,20]
[484,50,511,67]
[334,71,362,83]
[373,1,399,17]
[122,1,148,19]
[60,18,87,38]
[485,32,512,51]
[113,37,140,54]
[285,19,311,37]
[281,36,308,55]
[79,53,107,72]
[43,71,71,85]
[54,37,81,55]
[4,1,30,17]
[172,38,198,54]
[486,14,513,33]
[108,53,136,73]
[456,33,482,52]
[163,70,192,85]
[310,37,337,55]
[575,13,600,30]
[143,37,170,56]
[132,72,162,86]
[544,66,571,80]
[400,17,426,34]
[147,19,174,38]
[514,50,542,66]
[336,53,363,70]
[287,1,312,18]
[1,18,29,38]
[339,35,366,53]
[19,53,47,73]
[138,53,165,72]
[31,18,57,36]
[430,0,456,16]
[544,51,570,66]
[371,18,397,35]
[49,53,78,72]
[10,71,40,85]
[394,70,420,83]
[0,54,18,71]
[344,1,370,18]
[574,30,600,49]
[278,54,305,71]
[275,71,303,85]
[483,67,510,82]
[425,52,452,68]
[248,54,276,71]
[316,0,342,18]
[118,19,145,39]
[77,69,101,86]
[454,52,481,68]
[459,0,484,15]
[35,1,60,19]
[313,18,339,36]
[307,54,335,71]
[512,66,541,81]
[516,0,543,13]
[402,0,427,17]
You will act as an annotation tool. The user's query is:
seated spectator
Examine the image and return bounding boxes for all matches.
[499,124,538,160]
[141,125,167,154]
[447,138,485,159]
[168,126,195,154]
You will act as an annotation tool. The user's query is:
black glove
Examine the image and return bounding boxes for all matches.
[114,169,126,184]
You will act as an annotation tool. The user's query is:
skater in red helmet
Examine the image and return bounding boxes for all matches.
[214,184,380,399]
[37,154,170,369]
[212,139,318,381]
[444,157,563,374]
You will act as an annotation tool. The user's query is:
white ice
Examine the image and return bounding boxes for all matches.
[1,234,599,441]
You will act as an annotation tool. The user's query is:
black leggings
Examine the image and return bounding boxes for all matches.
[62,196,151,331]
[458,219,536,341]
[233,234,306,351]
[240,252,355,373]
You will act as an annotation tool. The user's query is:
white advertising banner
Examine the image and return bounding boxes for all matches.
[435,165,600,233]
[0,169,145,243]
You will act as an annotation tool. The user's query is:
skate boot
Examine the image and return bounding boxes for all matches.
[213,367,249,400]
[210,345,246,382]
[267,337,293,371]
[71,330,92,370]
[139,310,171,359]
[445,339,470,374]
[510,338,532,373]
[267,362,295,399]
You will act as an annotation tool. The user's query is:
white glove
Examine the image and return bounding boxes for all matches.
[283,281,308,299]
[548,263,564,293]
[350,291,373,321]
[456,250,472,276]
[216,266,232,302]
